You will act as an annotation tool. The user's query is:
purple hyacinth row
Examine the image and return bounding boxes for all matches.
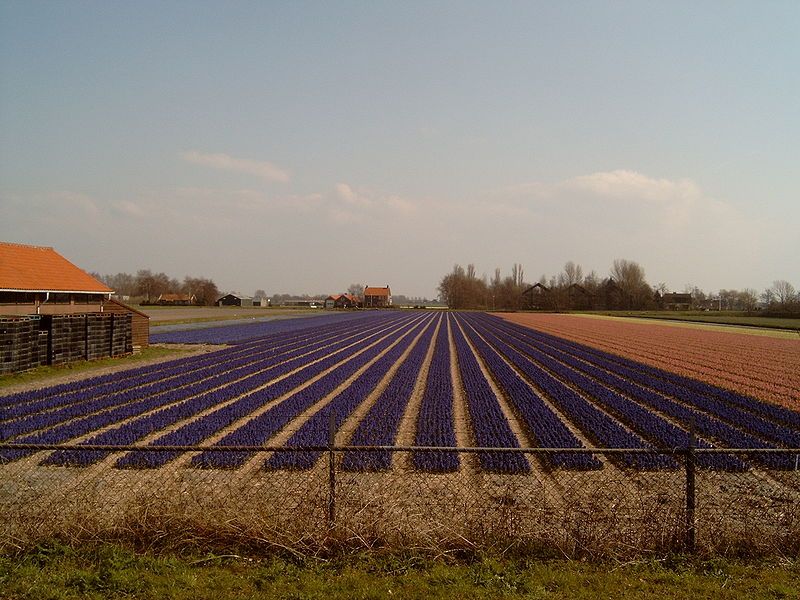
[1,313,411,464]
[189,315,427,469]
[2,313,399,443]
[2,311,393,417]
[466,315,739,470]
[451,318,530,474]
[330,312,439,471]
[116,314,427,469]
[460,314,671,470]
[502,318,800,432]
[412,314,460,472]
[267,314,437,470]
[3,324,352,435]
[41,314,419,467]
[477,314,794,470]
[150,311,382,345]
[456,315,601,471]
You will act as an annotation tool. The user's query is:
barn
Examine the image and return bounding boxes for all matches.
[217,293,254,307]
[0,241,149,373]
[364,286,391,308]
[324,294,360,309]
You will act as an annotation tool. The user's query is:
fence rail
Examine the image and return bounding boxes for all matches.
[1,443,799,557]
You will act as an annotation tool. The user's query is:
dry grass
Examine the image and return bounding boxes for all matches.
[2,449,799,559]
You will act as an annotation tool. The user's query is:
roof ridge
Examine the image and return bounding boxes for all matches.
[0,240,54,250]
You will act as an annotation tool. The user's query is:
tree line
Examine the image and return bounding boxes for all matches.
[91,270,220,306]
[438,259,799,314]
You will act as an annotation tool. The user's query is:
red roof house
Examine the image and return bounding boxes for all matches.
[364,285,391,308]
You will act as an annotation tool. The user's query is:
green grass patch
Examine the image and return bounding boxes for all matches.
[575,310,800,331]
[0,346,193,390]
[1,543,798,599]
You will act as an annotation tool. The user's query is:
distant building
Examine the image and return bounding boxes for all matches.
[325,294,360,309]
[0,241,113,315]
[521,282,550,310]
[217,293,254,307]
[252,297,269,307]
[0,242,148,370]
[364,285,391,308]
[657,292,693,311]
[156,293,196,306]
[283,300,321,308]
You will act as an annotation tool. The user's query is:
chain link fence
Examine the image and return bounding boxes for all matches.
[1,444,798,558]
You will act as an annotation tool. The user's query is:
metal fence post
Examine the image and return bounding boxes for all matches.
[685,422,697,553]
[327,409,336,530]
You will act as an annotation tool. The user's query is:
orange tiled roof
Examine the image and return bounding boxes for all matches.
[0,242,113,293]
[364,286,390,296]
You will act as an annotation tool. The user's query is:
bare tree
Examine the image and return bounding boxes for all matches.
[347,283,364,299]
[610,259,651,309]
[562,261,584,287]
[771,280,796,309]
[739,288,759,313]
[184,276,219,306]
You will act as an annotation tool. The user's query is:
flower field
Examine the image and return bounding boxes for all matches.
[2,311,799,474]
[497,313,800,411]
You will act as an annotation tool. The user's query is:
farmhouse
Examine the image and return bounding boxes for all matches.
[363,286,391,308]
[521,282,550,310]
[0,242,148,344]
[217,293,254,307]
[156,293,196,306]
[0,241,113,315]
[658,292,693,311]
[324,294,360,309]
[0,241,148,372]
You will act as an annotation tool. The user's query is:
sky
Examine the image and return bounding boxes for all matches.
[1,1,798,299]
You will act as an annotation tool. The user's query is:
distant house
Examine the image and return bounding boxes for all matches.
[0,241,113,315]
[658,292,693,311]
[252,297,269,307]
[364,285,391,308]
[566,283,594,311]
[217,293,254,307]
[156,293,196,306]
[521,283,550,310]
[325,294,360,309]
[0,242,148,369]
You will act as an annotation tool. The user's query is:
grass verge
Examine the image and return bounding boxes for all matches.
[1,542,798,600]
[0,346,193,390]
[577,310,800,331]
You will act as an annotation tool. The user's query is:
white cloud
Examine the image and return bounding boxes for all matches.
[181,151,291,183]
[335,183,372,207]
[328,182,418,224]
[564,170,701,203]
[483,170,785,289]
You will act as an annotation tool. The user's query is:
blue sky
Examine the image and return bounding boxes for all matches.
[1,1,798,298]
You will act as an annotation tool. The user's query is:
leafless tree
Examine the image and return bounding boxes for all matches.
[739,288,759,313]
[610,259,652,309]
[771,280,796,309]
[562,261,584,287]
[347,283,364,299]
